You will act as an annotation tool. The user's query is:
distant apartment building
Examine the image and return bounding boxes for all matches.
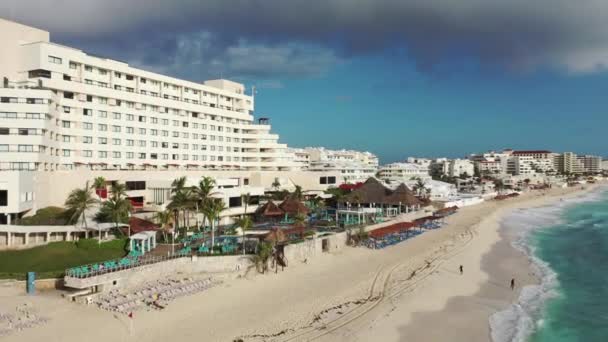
[506,150,556,176]
[577,155,602,174]
[286,147,379,184]
[377,162,430,182]
[553,152,584,174]
[469,151,510,176]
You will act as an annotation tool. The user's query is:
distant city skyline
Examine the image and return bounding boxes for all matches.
[3,1,608,163]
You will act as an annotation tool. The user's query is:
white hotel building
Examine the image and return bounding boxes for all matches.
[0,19,337,225]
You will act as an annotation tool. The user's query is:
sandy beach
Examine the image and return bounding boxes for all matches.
[0,184,600,342]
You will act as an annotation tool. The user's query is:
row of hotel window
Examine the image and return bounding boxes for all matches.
[56,121,246,142]
[61,107,247,133]
[48,54,244,97]
[60,92,250,125]
[0,144,241,161]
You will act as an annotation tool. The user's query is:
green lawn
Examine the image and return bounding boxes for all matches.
[0,239,128,280]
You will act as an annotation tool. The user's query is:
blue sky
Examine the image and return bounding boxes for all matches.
[2,0,607,163]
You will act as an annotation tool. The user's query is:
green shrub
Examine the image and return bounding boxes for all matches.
[16,206,69,226]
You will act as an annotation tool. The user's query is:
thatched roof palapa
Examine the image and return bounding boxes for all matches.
[279,197,309,215]
[264,228,287,243]
[256,200,284,217]
[386,184,423,206]
[343,178,422,206]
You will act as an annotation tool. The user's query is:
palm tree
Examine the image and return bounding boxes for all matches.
[234,215,253,255]
[109,182,127,201]
[202,198,226,250]
[413,178,427,197]
[191,176,217,230]
[294,212,307,227]
[154,209,174,243]
[101,197,132,231]
[271,178,281,192]
[292,185,303,201]
[65,181,97,228]
[169,177,195,231]
[91,176,106,200]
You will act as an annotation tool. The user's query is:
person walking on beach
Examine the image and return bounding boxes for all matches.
[510,278,515,290]
[459,265,463,275]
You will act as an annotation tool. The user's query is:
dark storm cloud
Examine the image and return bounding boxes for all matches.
[2,0,608,79]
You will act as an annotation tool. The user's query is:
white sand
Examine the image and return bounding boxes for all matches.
[0,184,600,342]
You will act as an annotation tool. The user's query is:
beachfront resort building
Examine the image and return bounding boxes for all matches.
[287,147,379,184]
[553,152,584,174]
[469,151,510,176]
[0,18,343,224]
[577,155,602,174]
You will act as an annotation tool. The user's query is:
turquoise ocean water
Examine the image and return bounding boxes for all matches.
[490,188,608,342]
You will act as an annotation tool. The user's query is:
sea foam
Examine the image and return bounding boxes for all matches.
[489,188,605,342]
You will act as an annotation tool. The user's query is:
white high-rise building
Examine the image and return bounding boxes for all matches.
[0,19,322,224]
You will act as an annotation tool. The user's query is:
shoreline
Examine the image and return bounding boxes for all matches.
[0,184,602,342]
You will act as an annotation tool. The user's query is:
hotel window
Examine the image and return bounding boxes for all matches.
[161,142,168,148]
[182,143,188,149]
[62,121,71,128]
[83,136,92,144]
[86,95,93,102]
[201,155,207,161]
[126,152,134,159]
[126,139,134,146]
[182,121,189,128]
[61,149,71,157]
[98,124,108,131]
[83,108,92,116]
[0,145,8,152]
[182,132,189,138]
[63,74,71,81]
[85,79,93,85]
[193,133,199,139]
[99,98,108,104]
[151,117,158,124]
[112,138,121,145]
[151,129,158,136]
[172,154,178,160]
[151,153,157,159]
[113,112,121,120]
[161,130,168,137]
[141,78,146,84]
[138,128,146,135]
[152,141,158,148]
[99,111,108,118]
[126,114,134,121]
[172,120,179,127]
[113,151,121,158]
[126,127,134,134]
[18,145,34,152]
[98,151,107,158]
[64,92,74,99]
[99,69,107,75]
[172,131,179,138]
[138,140,146,147]
[127,102,135,108]
[62,135,71,142]
[138,153,145,159]
[85,65,93,72]
[69,62,78,69]
[126,75,134,81]
[182,154,189,160]
[98,137,107,145]
[172,143,179,149]
[162,119,169,125]
[48,56,62,64]
[162,154,168,160]
[112,125,121,133]
[115,72,121,78]
[138,116,145,122]
[83,150,92,157]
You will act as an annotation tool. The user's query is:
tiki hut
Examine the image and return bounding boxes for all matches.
[343,178,392,205]
[255,200,284,219]
[279,197,309,216]
[386,184,423,207]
